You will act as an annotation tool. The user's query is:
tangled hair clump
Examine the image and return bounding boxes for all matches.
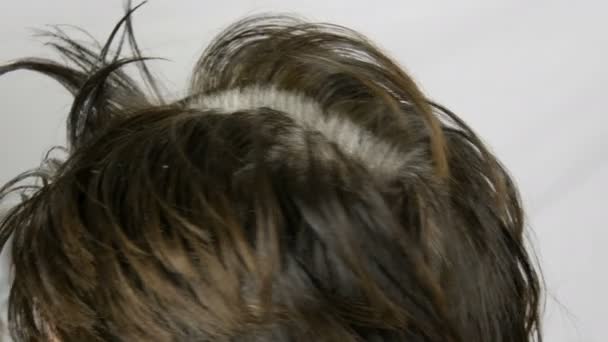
[0,2,542,341]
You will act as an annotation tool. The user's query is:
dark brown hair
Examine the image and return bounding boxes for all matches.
[0,3,542,341]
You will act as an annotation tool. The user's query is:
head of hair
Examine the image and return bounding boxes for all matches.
[0,2,542,341]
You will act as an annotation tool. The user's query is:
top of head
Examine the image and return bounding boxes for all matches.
[0,4,541,342]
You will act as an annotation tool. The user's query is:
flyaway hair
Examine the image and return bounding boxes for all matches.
[0,2,542,341]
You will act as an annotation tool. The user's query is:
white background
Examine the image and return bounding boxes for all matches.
[0,1,606,341]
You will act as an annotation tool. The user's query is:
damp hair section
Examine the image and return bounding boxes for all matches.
[0,2,542,341]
